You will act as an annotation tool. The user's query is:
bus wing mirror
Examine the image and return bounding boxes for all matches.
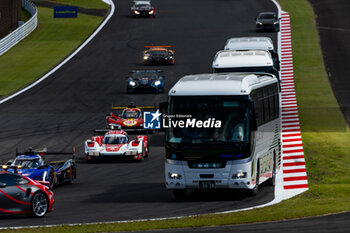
[251,119,258,131]
[159,101,168,114]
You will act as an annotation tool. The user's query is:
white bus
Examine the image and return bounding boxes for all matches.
[224,37,280,70]
[164,73,281,198]
[212,49,280,82]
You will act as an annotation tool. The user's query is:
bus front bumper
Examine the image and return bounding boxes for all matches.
[165,160,254,190]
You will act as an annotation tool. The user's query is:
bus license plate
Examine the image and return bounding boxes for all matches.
[199,181,216,189]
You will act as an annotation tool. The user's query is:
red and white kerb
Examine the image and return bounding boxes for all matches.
[280,12,309,190]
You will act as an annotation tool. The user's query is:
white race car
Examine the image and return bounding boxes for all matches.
[84,130,149,161]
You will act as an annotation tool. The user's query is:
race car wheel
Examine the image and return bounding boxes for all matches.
[69,168,75,184]
[30,192,48,217]
[266,153,276,186]
[48,170,55,190]
[145,145,149,158]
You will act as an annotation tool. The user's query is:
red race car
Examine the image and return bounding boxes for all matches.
[84,130,149,161]
[0,169,54,217]
[106,105,155,132]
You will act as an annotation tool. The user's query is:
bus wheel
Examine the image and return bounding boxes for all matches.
[172,189,186,198]
[248,161,260,196]
[267,154,276,186]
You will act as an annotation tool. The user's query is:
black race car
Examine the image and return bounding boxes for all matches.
[0,172,54,217]
[131,1,156,17]
[126,70,165,93]
[255,12,280,32]
[143,46,175,65]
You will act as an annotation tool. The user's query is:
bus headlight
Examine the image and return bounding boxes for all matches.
[168,172,182,179]
[232,172,247,179]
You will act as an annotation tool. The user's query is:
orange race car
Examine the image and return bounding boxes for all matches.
[142,46,175,65]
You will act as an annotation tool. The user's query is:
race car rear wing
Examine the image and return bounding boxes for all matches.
[15,147,76,159]
[144,45,173,49]
[111,105,156,110]
[94,129,116,136]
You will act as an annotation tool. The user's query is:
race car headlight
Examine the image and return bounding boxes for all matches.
[274,21,279,24]
[149,10,154,14]
[154,80,161,86]
[125,150,138,156]
[129,81,136,86]
[232,172,247,179]
[257,22,263,25]
[134,10,140,15]
[88,151,100,156]
[168,172,182,179]
[169,56,173,59]
[143,56,149,60]
[1,165,8,169]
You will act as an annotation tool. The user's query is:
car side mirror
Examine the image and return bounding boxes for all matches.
[0,182,7,188]
[6,159,13,165]
[25,188,32,197]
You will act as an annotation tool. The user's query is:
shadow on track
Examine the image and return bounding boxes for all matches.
[82,182,273,203]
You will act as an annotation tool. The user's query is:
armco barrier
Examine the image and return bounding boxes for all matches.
[0,0,37,56]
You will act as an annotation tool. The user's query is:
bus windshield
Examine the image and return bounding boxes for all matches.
[166,96,250,145]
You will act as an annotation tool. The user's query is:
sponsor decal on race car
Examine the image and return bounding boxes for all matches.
[123,119,138,126]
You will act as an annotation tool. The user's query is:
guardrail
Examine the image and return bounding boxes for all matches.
[0,0,38,56]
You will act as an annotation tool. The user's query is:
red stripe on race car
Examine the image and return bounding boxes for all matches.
[0,208,30,214]
[16,185,34,195]
[0,189,30,205]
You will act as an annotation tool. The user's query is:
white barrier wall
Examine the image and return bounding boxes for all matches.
[0,0,37,56]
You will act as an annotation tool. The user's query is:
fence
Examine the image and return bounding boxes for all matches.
[0,0,37,56]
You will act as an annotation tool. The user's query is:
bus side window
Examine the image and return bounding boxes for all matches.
[257,89,264,125]
[269,95,275,119]
[263,86,270,123]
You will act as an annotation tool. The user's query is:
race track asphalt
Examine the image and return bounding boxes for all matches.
[309,0,350,126]
[0,0,277,227]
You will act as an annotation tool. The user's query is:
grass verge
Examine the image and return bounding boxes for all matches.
[0,6,104,97]
[2,0,350,232]
[21,9,32,22]
[48,0,109,9]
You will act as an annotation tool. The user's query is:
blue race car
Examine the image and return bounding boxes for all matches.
[126,70,165,93]
[2,148,76,189]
